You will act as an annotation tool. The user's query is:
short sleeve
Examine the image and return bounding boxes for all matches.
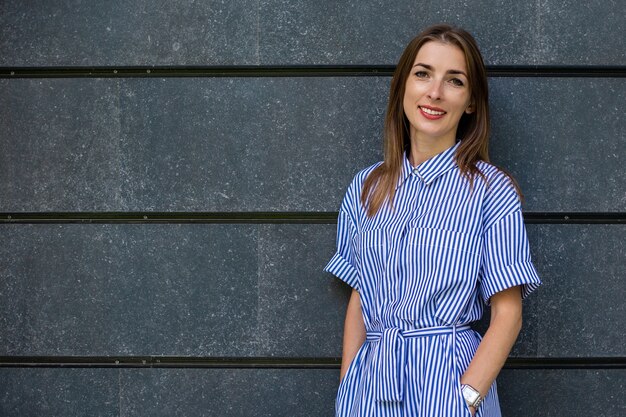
[479,208,541,305]
[478,170,541,305]
[324,208,359,290]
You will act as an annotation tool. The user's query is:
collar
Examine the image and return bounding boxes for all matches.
[397,141,460,189]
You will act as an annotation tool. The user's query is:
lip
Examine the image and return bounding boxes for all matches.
[419,105,446,120]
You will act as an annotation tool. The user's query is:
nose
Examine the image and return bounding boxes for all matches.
[427,80,443,100]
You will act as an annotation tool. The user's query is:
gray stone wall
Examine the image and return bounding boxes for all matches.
[1,1,624,416]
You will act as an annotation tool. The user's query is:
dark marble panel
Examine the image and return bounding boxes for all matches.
[526,224,626,358]
[0,224,260,356]
[0,368,119,417]
[527,0,626,66]
[1,1,622,66]
[498,368,626,417]
[120,368,337,417]
[114,77,387,212]
[1,77,624,212]
[0,78,124,211]
[0,367,622,417]
[256,224,350,357]
[0,0,258,66]
[0,77,387,212]
[489,78,626,212]
[258,0,624,65]
[0,223,622,357]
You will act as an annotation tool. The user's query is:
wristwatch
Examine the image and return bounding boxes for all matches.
[461,384,484,408]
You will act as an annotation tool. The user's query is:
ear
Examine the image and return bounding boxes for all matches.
[465,102,475,114]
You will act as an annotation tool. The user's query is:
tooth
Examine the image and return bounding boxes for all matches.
[422,107,444,115]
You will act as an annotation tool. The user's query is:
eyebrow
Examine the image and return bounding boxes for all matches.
[413,63,467,77]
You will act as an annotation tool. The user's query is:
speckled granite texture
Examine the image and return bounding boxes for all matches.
[0,77,623,212]
[1,1,623,65]
[0,1,623,416]
[0,368,623,416]
[0,223,623,358]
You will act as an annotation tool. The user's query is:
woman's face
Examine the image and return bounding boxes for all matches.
[403,41,473,148]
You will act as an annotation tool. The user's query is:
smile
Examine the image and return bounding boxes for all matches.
[420,106,445,115]
[419,105,446,119]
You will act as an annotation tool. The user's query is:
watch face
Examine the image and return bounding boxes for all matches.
[462,385,480,404]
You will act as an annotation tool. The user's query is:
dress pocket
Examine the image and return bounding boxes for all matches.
[405,227,481,324]
[335,344,365,415]
[457,381,477,417]
[355,228,389,287]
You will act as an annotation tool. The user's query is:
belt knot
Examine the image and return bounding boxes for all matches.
[373,327,406,402]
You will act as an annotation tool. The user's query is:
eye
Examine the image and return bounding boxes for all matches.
[449,78,465,87]
[414,71,428,78]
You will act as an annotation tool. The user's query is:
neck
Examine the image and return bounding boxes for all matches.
[409,134,456,166]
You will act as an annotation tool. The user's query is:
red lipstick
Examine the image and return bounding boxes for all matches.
[419,105,446,120]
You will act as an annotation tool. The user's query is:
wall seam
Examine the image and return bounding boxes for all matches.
[118,369,123,417]
[535,0,543,65]
[256,0,261,65]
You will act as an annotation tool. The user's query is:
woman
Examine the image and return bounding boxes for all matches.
[324,24,541,417]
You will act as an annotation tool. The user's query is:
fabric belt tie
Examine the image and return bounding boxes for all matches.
[366,324,471,403]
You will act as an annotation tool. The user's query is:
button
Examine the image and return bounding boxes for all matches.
[412,168,419,175]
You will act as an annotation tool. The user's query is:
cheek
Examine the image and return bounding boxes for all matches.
[403,84,422,108]
[451,92,472,113]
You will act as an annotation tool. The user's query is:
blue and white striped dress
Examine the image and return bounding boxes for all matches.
[324,142,542,417]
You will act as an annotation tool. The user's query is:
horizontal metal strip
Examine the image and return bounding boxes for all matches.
[0,212,338,224]
[523,212,626,224]
[0,212,624,224]
[1,65,625,78]
[0,356,623,369]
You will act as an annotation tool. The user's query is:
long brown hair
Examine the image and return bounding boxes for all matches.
[361,24,516,216]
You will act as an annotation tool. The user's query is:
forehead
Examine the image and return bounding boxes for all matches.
[412,41,467,71]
